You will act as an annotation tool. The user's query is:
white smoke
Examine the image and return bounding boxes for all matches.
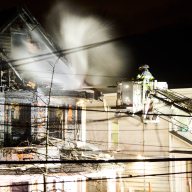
[10,2,132,93]
[46,2,132,88]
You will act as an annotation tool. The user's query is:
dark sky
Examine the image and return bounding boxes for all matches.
[1,0,192,88]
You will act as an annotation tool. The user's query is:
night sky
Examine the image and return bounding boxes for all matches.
[1,0,192,89]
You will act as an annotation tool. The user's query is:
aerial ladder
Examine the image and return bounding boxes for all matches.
[153,88,192,146]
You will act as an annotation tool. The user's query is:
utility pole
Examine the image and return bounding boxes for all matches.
[44,56,59,192]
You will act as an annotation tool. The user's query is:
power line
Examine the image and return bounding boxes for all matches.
[17,69,125,79]
[0,128,190,150]
[0,119,185,132]
[7,35,129,66]
[0,157,192,165]
[83,139,192,150]
[0,170,191,188]
[1,102,192,118]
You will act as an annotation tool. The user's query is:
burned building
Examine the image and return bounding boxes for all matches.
[0,7,100,148]
[0,7,107,191]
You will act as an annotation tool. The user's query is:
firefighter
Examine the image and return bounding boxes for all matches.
[136,64,154,82]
